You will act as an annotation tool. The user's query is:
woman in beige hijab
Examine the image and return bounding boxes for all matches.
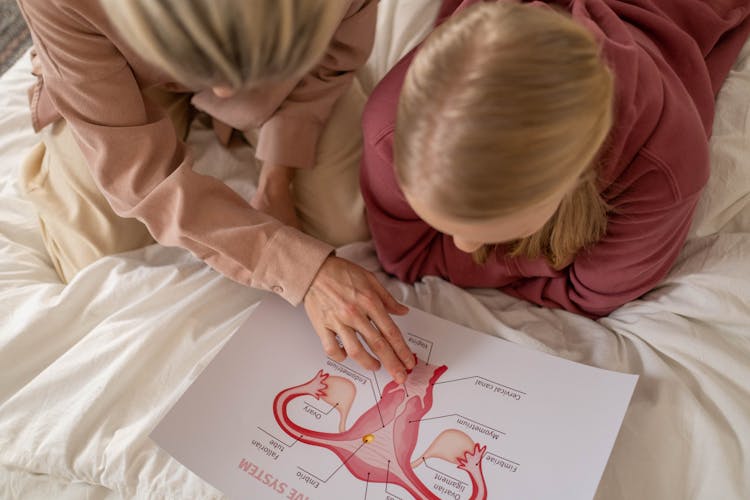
[18,0,415,382]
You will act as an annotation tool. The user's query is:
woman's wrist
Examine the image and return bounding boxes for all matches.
[258,163,294,194]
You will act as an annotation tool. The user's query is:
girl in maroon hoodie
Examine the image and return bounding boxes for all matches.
[361,0,750,318]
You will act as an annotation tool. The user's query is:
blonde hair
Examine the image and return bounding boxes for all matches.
[395,2,614,269]
[100,0,347,89]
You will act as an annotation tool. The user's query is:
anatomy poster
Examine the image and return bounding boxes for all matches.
[151,297,637,500]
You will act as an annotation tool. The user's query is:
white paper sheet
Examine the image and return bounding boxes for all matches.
[151,297,637,500]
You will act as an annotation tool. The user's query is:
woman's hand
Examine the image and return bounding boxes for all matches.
[250,163,300,229]
[304,256,416,383]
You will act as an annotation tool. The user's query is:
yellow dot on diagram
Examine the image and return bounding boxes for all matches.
[362,434,375,444]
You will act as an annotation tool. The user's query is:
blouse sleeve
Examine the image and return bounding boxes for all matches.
[255,0,377,168]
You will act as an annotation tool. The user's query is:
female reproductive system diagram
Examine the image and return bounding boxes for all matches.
[261,342,522,500]
[153,299,635,500]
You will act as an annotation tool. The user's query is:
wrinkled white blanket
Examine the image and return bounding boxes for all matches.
[1,1,749,498]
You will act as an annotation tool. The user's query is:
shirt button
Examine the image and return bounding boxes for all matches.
[272,285,284,294]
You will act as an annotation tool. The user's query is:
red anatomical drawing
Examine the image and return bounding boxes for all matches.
[272,359,489,499]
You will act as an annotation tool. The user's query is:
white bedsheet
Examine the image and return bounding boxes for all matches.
[1,1,749,499]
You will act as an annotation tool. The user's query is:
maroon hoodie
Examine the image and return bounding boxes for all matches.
[360,0,750,318]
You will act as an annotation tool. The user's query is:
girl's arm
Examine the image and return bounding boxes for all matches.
[361,128,702,319]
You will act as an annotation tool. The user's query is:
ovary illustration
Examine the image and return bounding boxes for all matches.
[318,376,356,433]
[272,359,489,499]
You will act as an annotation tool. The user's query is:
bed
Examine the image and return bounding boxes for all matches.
[1,1,749,498]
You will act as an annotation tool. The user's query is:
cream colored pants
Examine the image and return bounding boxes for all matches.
[20,83,369,283]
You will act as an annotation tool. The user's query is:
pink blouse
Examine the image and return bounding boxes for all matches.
[18,0,376,305]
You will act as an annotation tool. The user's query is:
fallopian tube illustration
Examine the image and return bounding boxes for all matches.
[272,358,488,499]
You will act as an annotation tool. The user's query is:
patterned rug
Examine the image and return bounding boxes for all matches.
[0,0,32,76]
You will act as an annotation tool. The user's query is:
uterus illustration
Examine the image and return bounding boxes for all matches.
[272,358,488,499]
